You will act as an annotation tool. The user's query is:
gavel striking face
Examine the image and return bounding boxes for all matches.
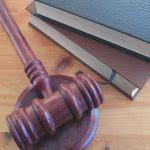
[7,73,103,149]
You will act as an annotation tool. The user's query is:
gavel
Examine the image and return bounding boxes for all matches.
[7,73,103,149]
[0,1,103,149]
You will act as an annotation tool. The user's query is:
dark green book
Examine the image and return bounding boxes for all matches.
[35,0,150,60]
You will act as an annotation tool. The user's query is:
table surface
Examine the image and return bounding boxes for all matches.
[0,1,150,150]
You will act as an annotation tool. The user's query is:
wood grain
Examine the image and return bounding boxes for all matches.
[0,1,149,150]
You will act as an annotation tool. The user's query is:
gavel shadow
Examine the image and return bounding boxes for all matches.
[14,75,99,150]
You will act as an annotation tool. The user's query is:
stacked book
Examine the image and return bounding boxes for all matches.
[27,1,150,99]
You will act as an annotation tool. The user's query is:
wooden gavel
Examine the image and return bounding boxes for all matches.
[0,1,103,149]
[7,73,103,149]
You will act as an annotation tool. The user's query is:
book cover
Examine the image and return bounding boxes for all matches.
[36,0,150,43]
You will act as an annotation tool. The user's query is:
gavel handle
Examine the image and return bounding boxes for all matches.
[0,0,53,97]
[0,0,36,65]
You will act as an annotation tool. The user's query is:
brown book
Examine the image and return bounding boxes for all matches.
[27,3,150,99]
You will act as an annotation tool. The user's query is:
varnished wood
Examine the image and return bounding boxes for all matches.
[0,1,150,150]
[14,75,99,150]
[7,73,103,149]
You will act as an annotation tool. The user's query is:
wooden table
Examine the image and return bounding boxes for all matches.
[0,1,150,150]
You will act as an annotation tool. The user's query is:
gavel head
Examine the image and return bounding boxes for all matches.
[6,73,103,149]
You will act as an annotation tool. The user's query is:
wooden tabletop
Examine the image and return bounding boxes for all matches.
[0,1,150,150]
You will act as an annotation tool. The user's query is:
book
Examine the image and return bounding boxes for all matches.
[27,3,150,99]
[35,0,150,61]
